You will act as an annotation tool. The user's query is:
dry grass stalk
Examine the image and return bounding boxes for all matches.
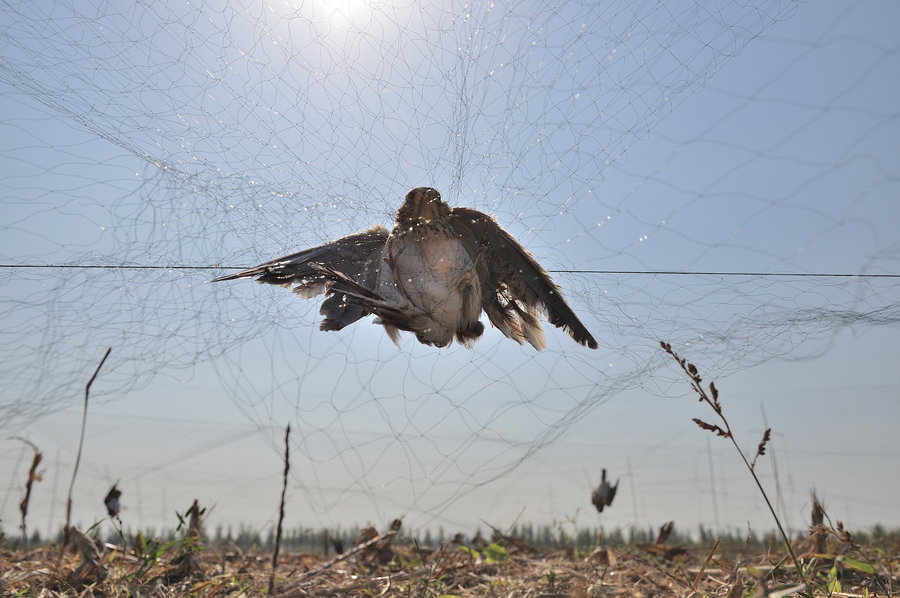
[660,341,804,584]
[692,536,720,591]
[14,438,43,549]
[796,490,829,558]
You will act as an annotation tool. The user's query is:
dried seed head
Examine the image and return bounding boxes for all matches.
[756,428,771,457]
[692,417,730,438]
[750,427,772,470]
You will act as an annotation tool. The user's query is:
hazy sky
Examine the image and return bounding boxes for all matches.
[1,0,898,541]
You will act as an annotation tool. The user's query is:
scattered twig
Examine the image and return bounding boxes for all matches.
[269,423,291,595]
[692,537,720,591]
[655,521,674,545]
[279,524,401,592]
[186,498,206,540]
[67,527,107,586]
[59,347,112,564]
[637,521,688,561]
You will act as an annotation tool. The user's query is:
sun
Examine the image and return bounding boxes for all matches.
[315,0,372,26]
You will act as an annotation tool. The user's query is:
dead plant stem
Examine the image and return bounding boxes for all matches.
[59,347,111,563]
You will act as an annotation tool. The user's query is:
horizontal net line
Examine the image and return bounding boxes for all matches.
[1,263,897,278]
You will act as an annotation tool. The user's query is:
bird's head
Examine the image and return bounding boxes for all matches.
[396,187,450,225]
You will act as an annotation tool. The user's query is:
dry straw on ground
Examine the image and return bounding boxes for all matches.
[1,519,897,597]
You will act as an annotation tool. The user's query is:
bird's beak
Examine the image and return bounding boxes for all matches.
[412,201,432,221]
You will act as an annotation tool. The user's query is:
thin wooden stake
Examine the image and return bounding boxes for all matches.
[269,423,291,595]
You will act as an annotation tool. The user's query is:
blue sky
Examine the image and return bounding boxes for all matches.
[1,0,898,540]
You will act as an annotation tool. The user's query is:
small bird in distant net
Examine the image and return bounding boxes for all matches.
[103,483,122,518]
[213,187,598,350]
[591,468,619,513]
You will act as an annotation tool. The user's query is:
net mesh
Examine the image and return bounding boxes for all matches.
[1,0,898,529]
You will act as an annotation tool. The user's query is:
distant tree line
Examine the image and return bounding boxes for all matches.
[3,521,897,553]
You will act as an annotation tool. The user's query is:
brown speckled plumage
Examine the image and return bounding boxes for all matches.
[213,187,597,350]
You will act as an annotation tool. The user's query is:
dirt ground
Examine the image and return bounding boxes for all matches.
[2,524,896,597]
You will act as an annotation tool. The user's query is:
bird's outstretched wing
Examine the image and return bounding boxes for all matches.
[449,208,598,350]
[211,226,389,290]
[211,225,389,330]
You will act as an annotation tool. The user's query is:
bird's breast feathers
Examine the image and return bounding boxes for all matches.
[382,233,481,327]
